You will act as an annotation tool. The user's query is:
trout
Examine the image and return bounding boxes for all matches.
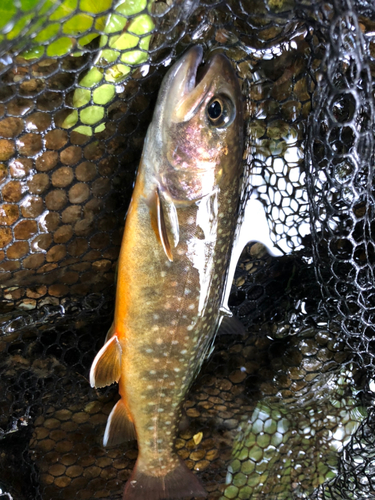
[90,45,244,500]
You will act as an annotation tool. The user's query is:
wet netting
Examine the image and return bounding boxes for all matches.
[1,0,375,499]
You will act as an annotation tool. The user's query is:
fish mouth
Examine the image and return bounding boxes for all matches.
[153,45,239,132]
[170,47,238,123]
[181,45,204,95]
[165,45,204,113]
[152,45,204,134]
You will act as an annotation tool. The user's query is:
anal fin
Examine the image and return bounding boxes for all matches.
[104,398,136,446]
[90,335,122,388]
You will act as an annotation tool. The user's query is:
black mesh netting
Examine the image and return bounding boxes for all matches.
[1,0,375,499]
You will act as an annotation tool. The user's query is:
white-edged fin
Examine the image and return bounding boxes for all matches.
[217,316,247,336]
[90,335,122,388]
[222,195,284,312]
[156,187,173,262]
[219,305,233,317]
[158,186,180,247]
[103,399,136,446]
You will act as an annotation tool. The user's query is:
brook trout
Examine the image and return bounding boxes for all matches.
[90,45,244,500]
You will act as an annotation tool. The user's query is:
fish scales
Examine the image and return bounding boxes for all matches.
[90,45,244,500]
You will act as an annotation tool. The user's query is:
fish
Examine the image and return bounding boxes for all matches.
[90,44,244,500]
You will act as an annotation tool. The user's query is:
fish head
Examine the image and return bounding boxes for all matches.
[149,45,244,201]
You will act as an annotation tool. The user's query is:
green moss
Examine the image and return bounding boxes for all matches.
[61,110,78,129]
[73,89,91,108]
[49,0,78,21]
[241,460,255,475]
[224,485,239,499]
[63,13,93,34]
[238,486,253,499]
[80,106,105,125]
[80,0,112,13]
[47,36,74,56]
[34,23,59,42]
[80,68,104,88]
[5,13,33,40]
[0,0,17,31]
[233,472,247,487]
[116,0,147,16]
[93,84,115,105]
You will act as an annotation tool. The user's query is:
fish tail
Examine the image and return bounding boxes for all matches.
[104,398,136,446]
[123,456,207,500]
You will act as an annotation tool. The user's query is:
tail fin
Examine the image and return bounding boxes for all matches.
[123,457,207,500]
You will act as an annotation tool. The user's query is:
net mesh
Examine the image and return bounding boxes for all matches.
[1,0,375,499]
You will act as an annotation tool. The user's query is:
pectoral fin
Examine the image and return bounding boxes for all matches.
[90,335,122,388]
[150,186,181,262]
[217,315,247,336]
[158,186,180,247]
[156,187,174,262]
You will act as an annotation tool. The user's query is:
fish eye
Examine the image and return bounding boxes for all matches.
[206,95,234,128]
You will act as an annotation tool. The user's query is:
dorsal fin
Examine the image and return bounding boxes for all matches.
[156,187,173,262]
